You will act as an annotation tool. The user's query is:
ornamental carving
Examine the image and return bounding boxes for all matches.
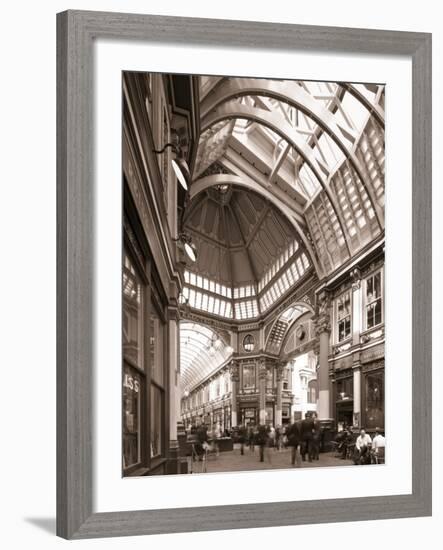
[258,359,268,380]
[315,291,331,335]
[350,267,361,291]
[228,361,240,382]
[276,363,286,382]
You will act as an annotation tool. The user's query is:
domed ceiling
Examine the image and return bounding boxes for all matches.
[183,185,300,288]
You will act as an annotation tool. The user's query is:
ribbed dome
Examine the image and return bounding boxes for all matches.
[183,185,299,288]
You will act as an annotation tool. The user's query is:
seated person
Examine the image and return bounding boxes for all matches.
[336,426,353,459]
[354,428,372,465]
[371,428,386,463]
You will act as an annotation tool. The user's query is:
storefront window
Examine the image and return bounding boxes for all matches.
[365,370,384,429]
[123,255,143,366]
[308,380,318,404]
[123,365,142,468]
[150,303,164,385]
[366,271,382,329]
[242,407,257,426]
[150,384,163,458]
[243,365,255,390]
[337,290,351,341]
[336,377,353,401]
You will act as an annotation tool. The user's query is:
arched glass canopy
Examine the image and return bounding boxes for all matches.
[180,322,233,391]
[193,77,385,278]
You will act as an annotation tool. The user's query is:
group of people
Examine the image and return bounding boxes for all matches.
[187,416,385,468]
[286,412,321,465]
[354,427,386,464]
[234,412,321,465]
[334,426,386,464]
[236,423,280,462]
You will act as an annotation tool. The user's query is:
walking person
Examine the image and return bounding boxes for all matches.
[256,424,268,462]
[247,424,255,452]
[195,421,208,462]
[275,426,282,451]
[287,420,301,467]
[300,412,314,462]
[238,424,247,455]
[311,412,321,460]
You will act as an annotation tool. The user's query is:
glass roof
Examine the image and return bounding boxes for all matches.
[193,76,385,278]
[180,322,233,391]
[197,78,381,200]
[181,239,311,321]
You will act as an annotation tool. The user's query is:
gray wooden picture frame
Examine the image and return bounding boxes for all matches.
[57,9,432,540]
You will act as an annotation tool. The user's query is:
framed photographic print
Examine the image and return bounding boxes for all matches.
[57,10,432,539]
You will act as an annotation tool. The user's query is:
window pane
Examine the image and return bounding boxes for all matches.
[367,276,374,300]
[123,256,143,367]
[150,385,163,458]
[243,365,255,389]
[374,272,381,298]
[365,371,384,430]
[123,365,142,468]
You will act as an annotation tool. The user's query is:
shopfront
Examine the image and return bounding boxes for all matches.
[334,370,354,429]
[362,363,385,430]
[122,197,169,476]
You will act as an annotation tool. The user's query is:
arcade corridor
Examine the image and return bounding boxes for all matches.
[122,71,385,476]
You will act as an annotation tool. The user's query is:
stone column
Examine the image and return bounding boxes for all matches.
[351,269,362,428]
[353,366,362,428]
[229,360,239,428]
[315,291,332,422]
[258,359,267,425]
[275,362,285,427]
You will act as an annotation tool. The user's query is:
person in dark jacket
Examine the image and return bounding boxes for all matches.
[195,422,208,460]
[256,424,269,462]
[300,413,315,462]
[247,424,256,452]
[287,420,301,466]
[311,412,321,460]
[238,424,247,455]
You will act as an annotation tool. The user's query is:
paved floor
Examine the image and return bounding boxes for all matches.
[189,445,354,474]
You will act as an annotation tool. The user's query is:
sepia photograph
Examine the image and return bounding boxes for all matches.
[122,72,385,477]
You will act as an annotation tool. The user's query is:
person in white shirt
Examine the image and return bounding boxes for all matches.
[356,428,372,450]
[371,428,386,463]
[372,428,386,451]
[355,429,372,464]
